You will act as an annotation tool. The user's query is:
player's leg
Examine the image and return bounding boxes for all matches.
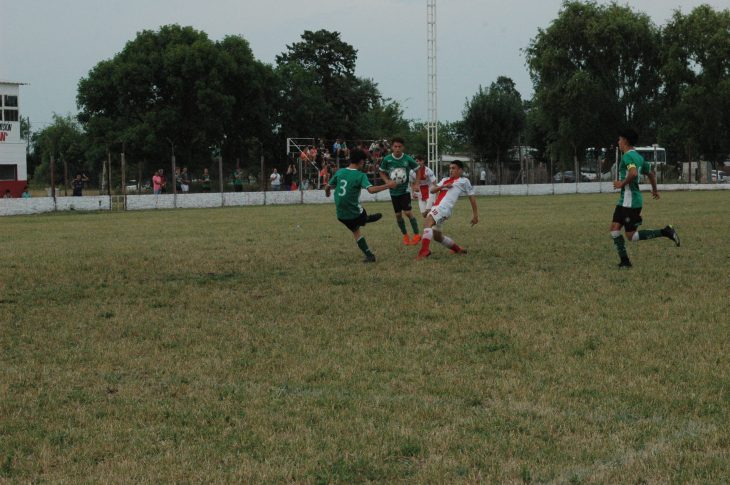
[628,226,680,246]
[404,208,420,244]
[352,228,376,263]
[436,231,466,254]
[341,215,375,262]
[416,215,436,260]
[391,196,410,244]
[418,197,429,218]
[610,206,631,268]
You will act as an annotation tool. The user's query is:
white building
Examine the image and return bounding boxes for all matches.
[0,80,27,197]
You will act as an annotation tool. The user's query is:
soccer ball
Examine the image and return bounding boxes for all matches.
[389,167,408,185]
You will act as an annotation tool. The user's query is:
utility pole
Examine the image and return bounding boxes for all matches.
[427,0,439,177]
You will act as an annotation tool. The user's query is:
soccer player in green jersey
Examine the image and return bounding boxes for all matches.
[379,137,421,245]
[611,128,680,269]
[326,149,396,263]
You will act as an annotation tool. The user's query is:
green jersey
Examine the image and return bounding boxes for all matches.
[379,154,418,196]
[618,150,651,209]
[330,167,372,220]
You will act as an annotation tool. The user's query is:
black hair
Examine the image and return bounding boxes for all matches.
[349,149,368,164]
[619,128,639,146]
[415,154,426,161]
[391,137,405,145]
[451,160,464,169]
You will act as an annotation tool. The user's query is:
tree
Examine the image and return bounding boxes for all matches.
[275,30,384,140]
[659,5,730,165]
[526,1,661,168]
[462,77,525,167]
[31,114,89,184]
[77,25,276,176]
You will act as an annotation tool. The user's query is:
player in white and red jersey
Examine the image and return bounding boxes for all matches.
[409,155,437,217]
[416,160,479,260]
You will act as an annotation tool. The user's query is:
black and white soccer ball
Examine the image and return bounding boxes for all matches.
[389,167,408,185]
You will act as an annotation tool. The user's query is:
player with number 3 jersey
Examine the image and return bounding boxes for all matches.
[326,149,395,263]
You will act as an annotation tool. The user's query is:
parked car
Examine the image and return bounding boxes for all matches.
[553,171,592,183]
[711,170,728,183]
[553,171,576,183]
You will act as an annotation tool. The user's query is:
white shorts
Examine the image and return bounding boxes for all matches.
[427,204,451,227]
[181,184,190,193]
[418,194,435,214]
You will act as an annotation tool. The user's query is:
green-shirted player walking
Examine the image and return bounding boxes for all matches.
[611,128,680,269]
[379,137,421,245]
[326,149,396,263]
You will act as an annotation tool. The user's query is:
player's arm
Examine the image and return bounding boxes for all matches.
[379,168,392,186]
[367,183,393,194]
[647,170,660,199]
[613,166,638,189]
[468,195,479,226]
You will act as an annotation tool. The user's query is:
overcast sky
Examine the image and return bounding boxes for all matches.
[1,0,727,131]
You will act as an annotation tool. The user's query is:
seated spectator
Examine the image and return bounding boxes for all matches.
[22,186,31,198]
[3,189,12,198]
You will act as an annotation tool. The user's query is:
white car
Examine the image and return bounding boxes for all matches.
[711,170,728,183]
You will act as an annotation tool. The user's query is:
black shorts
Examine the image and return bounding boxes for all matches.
[390,193,412,213]
[338,210,368,232]
[612,206,643,232]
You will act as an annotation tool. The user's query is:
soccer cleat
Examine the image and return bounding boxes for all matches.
[663,225,680,247]
[402,234,411,245]
[363,253,376,263]
[416,249,432,261]
[366,213,382,224]
[618,258,632,269]
[450,247,468,255]
[410,234,421,245]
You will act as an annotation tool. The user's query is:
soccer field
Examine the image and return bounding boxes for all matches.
[1,192,729,482]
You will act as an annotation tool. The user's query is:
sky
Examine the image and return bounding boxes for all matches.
[1,0,727,132]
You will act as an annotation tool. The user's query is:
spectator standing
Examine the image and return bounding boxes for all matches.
[201,168,211,192]
[72,173,89,197]
[3,189,11,198]
[152,169,165,195]
[180,167,191,193]
[232,166,244,192]
[174,167,182,193]
[284,163,297,191]
[21,186,31,198]
[480,168,487,185]
[270,168,282,191]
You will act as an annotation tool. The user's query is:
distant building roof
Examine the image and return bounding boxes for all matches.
[0,80,28,85]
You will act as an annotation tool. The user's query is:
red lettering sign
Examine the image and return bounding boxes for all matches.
[0,132,7,142]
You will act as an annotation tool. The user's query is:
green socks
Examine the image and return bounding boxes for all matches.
[639,229,663,240]
[357,236,373,256]
[397,218,408,235]
[612,234,628,260]
[409,217,419,234]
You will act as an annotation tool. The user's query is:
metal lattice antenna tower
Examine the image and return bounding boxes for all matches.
[427,0,439,177]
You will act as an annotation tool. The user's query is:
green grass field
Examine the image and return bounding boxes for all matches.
[1,192,729,483]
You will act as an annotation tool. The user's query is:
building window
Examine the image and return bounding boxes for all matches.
[4,96,18,107]
[0,165,18,181]
[4,110,18,122]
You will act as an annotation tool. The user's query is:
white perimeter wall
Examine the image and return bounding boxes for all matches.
[2,184,728,216]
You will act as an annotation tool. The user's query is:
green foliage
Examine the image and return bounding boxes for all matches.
[526,1,661,165]
[77,25,277,174]
[659,6,730,163]
[275,29,401,140]
[462,76,525,162]
[31,114,89,183]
